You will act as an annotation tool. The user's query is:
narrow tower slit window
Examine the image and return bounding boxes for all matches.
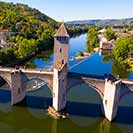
[60,48,62,53]
[62,59,64,64]
[18,88,21,94]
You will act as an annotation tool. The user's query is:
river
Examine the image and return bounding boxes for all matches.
[0,34,133,132]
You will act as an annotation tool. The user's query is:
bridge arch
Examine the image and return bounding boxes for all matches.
[118,83,132,103]
[23,77,53,94]
[115,91,133,123]
[67,79,104,100]
[0,75,12,107]
[0,74,12,88]
[119,92,133,106]
[24,77,53,109]
[67,83,103,118]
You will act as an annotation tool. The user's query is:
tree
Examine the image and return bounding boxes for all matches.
[104,26,116,41]
[87,26,99,52]
[17,38,38,58]
[37,29,54,51]
[77,50,84,56]
[112,37,133,65]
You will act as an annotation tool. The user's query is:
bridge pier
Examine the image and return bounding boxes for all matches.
[103,77,121,121]
[11,71,26,105]
[53,67,67,111]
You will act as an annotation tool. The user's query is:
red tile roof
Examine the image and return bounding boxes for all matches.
[0,29,9,32]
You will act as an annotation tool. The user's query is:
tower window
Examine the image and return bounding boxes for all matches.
[105,100,107,106]
[60,48,62,53]
[57,36,61,41]
[56,36,68,44]
[62,60,64,64]
[18,88,21,94]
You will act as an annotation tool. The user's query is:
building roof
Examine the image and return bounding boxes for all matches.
[4,42,17,46]
[99,28,106,33]
[98,34,108,42]
[54,23,69,37]
[0,29,9,32]
[117,33,133,38]
[0,36,6,40]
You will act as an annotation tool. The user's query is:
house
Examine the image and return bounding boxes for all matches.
[0,36,6,45]
[98,34,108,42]
[99,40,115,50]
[0,42,17,50]
[98,34,115,50]
[113,28,127,32]
[116,33,133,38]
[99,28,106,34]
[0,29,10,39]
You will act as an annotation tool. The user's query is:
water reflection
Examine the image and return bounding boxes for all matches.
[24,50,53,69]
[112,61,130,78]
[0,122,14,133]
[51,118,122,133]
[18,128,41,133]
[0,87,132,132]
[100,119,121,133]
[100,50,132,79]
[99,49,112,56]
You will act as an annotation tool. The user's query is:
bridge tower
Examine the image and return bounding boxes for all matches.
[103,76,122,121]
[11,70,26,105]
[53,23,70,111]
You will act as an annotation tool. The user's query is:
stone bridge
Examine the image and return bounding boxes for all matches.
[0,66,132,122]
[0,24,133,122]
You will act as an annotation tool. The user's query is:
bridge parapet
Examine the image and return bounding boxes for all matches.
[0,67,53,74]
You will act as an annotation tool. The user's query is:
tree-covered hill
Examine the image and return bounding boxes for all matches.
[0,1,88,65]
[0,1,59,65]
[0,1,58,39]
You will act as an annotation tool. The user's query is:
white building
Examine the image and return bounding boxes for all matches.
[0,36,6,45]
[98,34,115,50]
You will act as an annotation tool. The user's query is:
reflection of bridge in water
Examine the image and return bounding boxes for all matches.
[0,100,123,133]
[0,24,133,122]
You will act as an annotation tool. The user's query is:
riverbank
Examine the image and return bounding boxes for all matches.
[48,106,68,119]
[71,52,90,61]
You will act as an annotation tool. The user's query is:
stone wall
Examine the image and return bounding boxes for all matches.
[54,38,69,68]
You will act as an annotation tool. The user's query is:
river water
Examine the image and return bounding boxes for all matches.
[0,34,133,132]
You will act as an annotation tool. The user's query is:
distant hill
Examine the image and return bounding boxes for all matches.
[0,1,57,38]
[66,18,133,26]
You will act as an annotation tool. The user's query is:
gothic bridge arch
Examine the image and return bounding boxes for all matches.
[0,70,13,88]
[67,72,105,99]
[0,68,54,105]
[21,70,54,93]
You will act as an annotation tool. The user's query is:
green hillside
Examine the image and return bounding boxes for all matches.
[0,1,57,39]
[0,1,88,65]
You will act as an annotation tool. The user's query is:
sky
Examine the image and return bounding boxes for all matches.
[1,0,133,22]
